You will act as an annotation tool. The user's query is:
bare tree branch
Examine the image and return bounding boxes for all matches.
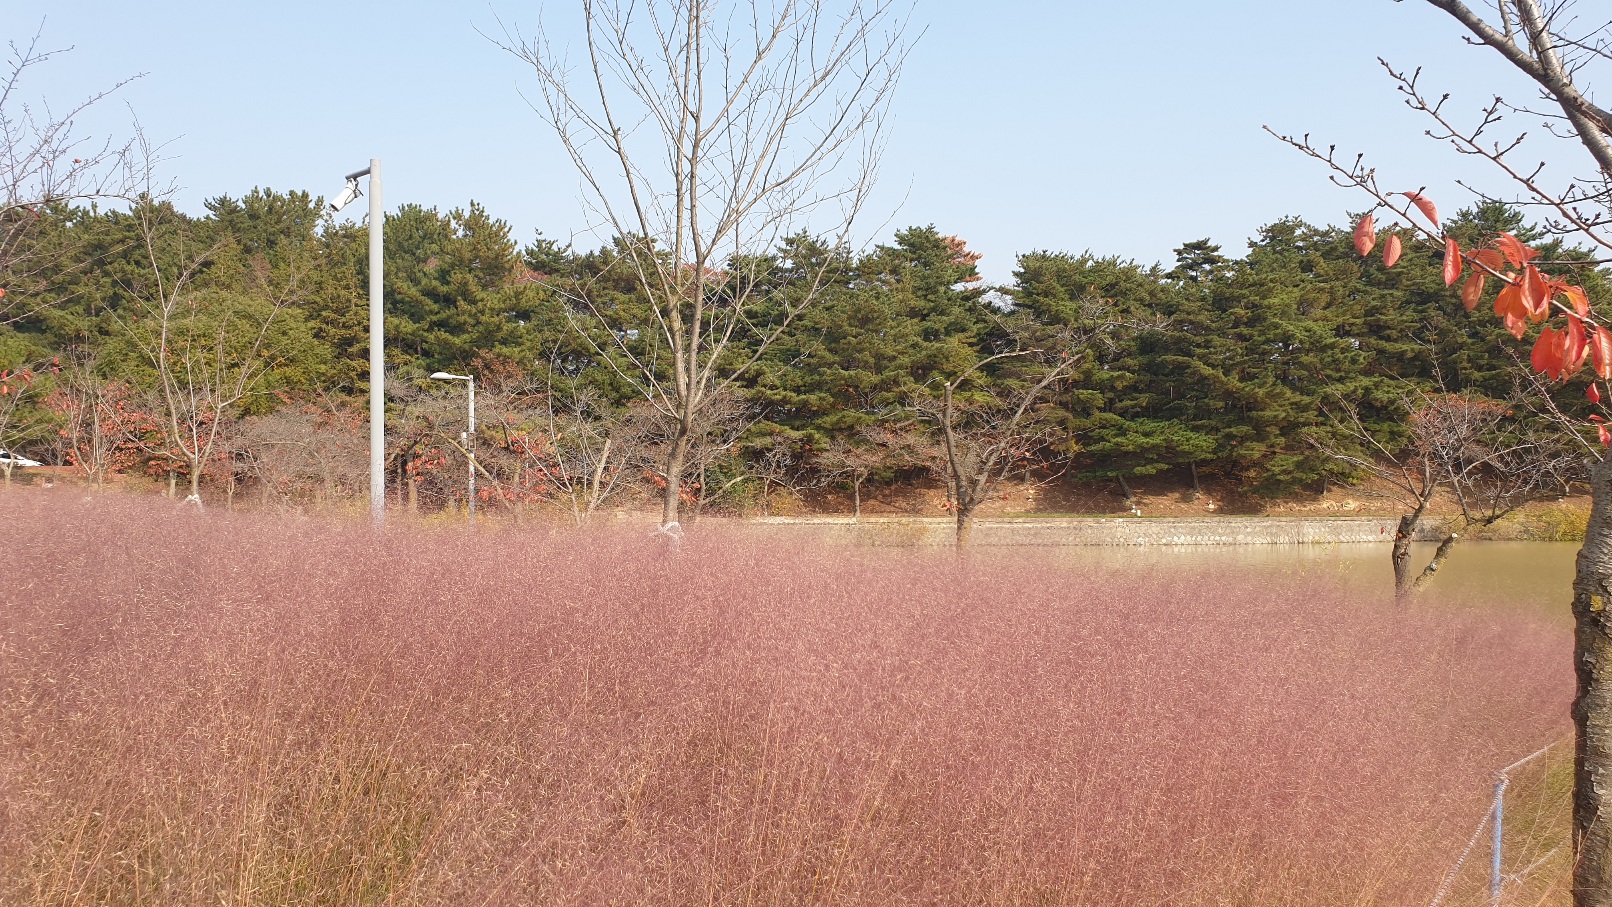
[0,23,153,324]
[496,0,911,531]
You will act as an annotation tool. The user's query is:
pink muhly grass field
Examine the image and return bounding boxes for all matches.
[0,491,1572,906]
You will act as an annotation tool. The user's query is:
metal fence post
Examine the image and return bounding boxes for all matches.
[1491,775,1507,907]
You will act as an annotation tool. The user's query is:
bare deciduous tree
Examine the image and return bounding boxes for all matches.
[919,302,1136,548]
[529,393,650,524]
[114,188,302,506]
[43,350,136,491]
[478,365,652,524]
[1320,386,1580,601]
[816,420,941,518]
[503,0,910,535]
[2,26,146,324]
[237,397,366,510]
[918,350,1072,549]
[1419,0,1612,246]
[739,433,816,516]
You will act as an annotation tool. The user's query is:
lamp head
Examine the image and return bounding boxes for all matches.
[328,178,362,214]
[430,372,470,381]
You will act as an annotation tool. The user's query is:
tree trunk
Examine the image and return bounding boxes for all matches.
[167,471,177,498]
[1391,512,1416,603]
[185,461,203,507]
[853,475,862,520]
[1117,474,1137,511]
[955,505,975,550]
[1187,462,1202,502]
[951,468,979,550]
[1411,532,1460,592]
[660,430,691,530]
[583,438,612,525]
[1573,457,1612,906]
[692,459,707,523]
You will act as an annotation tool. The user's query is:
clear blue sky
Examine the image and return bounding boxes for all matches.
[10,1,1568,282]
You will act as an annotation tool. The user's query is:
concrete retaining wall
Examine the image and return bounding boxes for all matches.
[745,515,1411,547]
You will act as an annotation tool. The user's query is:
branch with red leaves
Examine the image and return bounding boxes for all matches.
[1266,125,1610,447]
[1358,185,1606,446]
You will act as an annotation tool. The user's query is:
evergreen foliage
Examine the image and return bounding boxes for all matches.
[1,191,1592,507]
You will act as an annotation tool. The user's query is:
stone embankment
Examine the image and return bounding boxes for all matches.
[747,516,1418,547]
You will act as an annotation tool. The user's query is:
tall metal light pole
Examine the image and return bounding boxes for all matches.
[430,371,476,526]
[329,160,384,526]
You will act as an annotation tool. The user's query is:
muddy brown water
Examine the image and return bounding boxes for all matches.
[1036,541,1580,625]
[750,518,1579,623]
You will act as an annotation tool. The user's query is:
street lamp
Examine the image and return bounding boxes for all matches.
[430,371,476,525]
[329,159,384,527]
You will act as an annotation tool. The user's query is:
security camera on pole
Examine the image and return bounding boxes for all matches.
[328,160,384,527]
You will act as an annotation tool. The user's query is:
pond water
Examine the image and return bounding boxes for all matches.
[1037,541,1580,625]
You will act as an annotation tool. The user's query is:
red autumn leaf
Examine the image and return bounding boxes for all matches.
[1505,311,1527,339]
[1532,325,1564,378]
[1521,265,1550,321]
[1564,285,1591,317]
[1593,327,1612,380]
[1382,233,1403,268]
[1601,424,1611,448]
[1472,249,1506,272]
[1495,282,1526,321]
[1568,315,1590,376]
[1402,191,1440,229]
[1559,327,1582,379]
[1353,214,1376,256]
[1590,383,1603,404]
[1495,232,1536,268]
[1443,236,1462,286]
[1461,273,1487,311]
[0,288,6,299]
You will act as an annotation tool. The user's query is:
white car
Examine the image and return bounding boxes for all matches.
[0,448,42,468]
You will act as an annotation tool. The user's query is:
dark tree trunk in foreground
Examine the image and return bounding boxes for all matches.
[1574,457,1612,905]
